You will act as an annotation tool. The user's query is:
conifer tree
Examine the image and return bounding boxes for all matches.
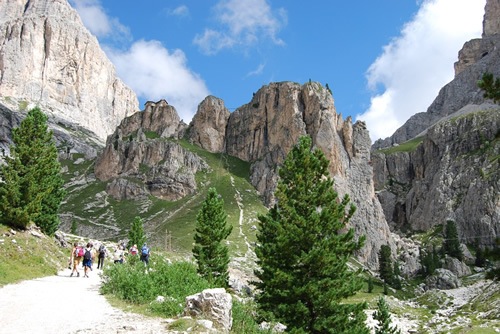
[193,187,232,287]
[477,72,500,103]
[378,244,393,285]
[255,136,368,334]
[443,220,463,260]
[0,107,65,235]
[128,216,146,248]
[373,297,401,334]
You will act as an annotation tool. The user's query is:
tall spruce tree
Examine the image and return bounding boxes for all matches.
[443,220,463,260]
[477,72,500,103]
[254,136,368,334]
[0,107,64,235]
[378,244,393,285]
[128,216,146,248]
[193,187,232,287]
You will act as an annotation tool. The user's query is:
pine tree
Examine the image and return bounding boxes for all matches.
[193,187,232,287]
[373,297,401,334]
[0,107,65,235]
[378,244,393,285]
[443,220,463,260]
[477,72,500,103]
[128,216,146,248]
[254,136,368,334]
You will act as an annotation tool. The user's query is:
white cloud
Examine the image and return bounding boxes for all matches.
[246,63,266,77]
[169,5,190,18]
[194,0,286,55]
[104,40,210,123]
[70,0,130,40]
[356,0,485,142]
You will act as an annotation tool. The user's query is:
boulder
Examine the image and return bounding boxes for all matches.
[425,269,461,290]
[184,288,232,332]
[443,256,472,278]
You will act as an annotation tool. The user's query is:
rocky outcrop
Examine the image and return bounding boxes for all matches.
[94,102,208,201]
[374,105,500,247]
[425,269,461,290]
[223,81,393,268]
[187,96,230,153]
[373,0,499,149]
[184,288,233,332]
[0,0,138,141]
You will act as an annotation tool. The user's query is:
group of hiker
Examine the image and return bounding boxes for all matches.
[69,241,151,277]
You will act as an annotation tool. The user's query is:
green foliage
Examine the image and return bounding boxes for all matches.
[254,136,368,334]
[373,297,401,334]
[70,220,77,235]
[192,187,233,287]
[477,72,500,103]
[368,276,374,293]
[100,258,213,317]
[443,220,463,260]
[128,216,146,248]
[232,300,273,334]
[420,246,441,277]
[378,137,424,155]
[0,107,65,235]
[379,245,393,285]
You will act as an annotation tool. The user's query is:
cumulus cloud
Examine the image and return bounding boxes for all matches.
[169,5,190,18]
[356,0,485,142]
[104,41,210,122]
[194,0,286,55]
[70,0,130,40]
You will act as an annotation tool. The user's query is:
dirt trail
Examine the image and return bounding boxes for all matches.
[0,268,170,334]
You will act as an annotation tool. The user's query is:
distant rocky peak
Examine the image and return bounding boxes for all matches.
[483,0,500,37]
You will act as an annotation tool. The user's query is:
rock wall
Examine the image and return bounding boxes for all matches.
[374,104,500,247]
[0,0,138,141]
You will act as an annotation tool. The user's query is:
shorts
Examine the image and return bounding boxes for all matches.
[83,258,92,268]
[73,257,81,269]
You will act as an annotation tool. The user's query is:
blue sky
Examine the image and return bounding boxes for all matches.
[70,0,485,142]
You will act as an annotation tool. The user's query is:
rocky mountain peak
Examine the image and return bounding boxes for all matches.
[483,0,500,37]
[0,0,138,141]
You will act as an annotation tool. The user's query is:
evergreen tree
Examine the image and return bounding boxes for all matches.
[128,216,146,248]
[0,107,65,235]
[193,187,232,287]
[378,244,393,285]
[373,297,401,334]
[443,220,463,260]
[254,136,368,334]
[477,72,500,103]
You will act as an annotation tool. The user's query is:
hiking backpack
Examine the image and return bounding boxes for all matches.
[83,248,92,261]
[75,247,84,258]
[141,246,149,256]
[99,245,106,256]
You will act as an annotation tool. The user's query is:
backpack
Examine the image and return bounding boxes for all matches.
[75,247,84,258]
[141,246,149,256]
[83,248,92,261]
[99,245,106,257]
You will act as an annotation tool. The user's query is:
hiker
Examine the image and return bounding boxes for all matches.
[129,244,138,256]
[97,243,106,269]
[82,242,93,278]
[70,242,83,277]
[140,243,150,265]
[113,245,125,264]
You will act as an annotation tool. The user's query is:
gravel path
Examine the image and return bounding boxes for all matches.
[0,268,171,334]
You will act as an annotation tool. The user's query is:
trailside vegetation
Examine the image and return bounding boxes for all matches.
[0,107,65,235]
[254,135,368,334]
[443,220,463,261]
[378,245,393,285]
[128,216,146,248]
[192,187,233,287]
[373,297,401,334]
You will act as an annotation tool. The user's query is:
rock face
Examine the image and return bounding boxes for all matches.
[94,101,208,201]
[187,96,230,153]
[223,81,393,268]
[425,269,461,290]
[373,0,499,149]
[0,0,138,141]
[374,105,499,247]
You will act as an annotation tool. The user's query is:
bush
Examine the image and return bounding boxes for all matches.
[100,256,214,317]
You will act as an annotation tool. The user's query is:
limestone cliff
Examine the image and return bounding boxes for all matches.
[0,0,138,141]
